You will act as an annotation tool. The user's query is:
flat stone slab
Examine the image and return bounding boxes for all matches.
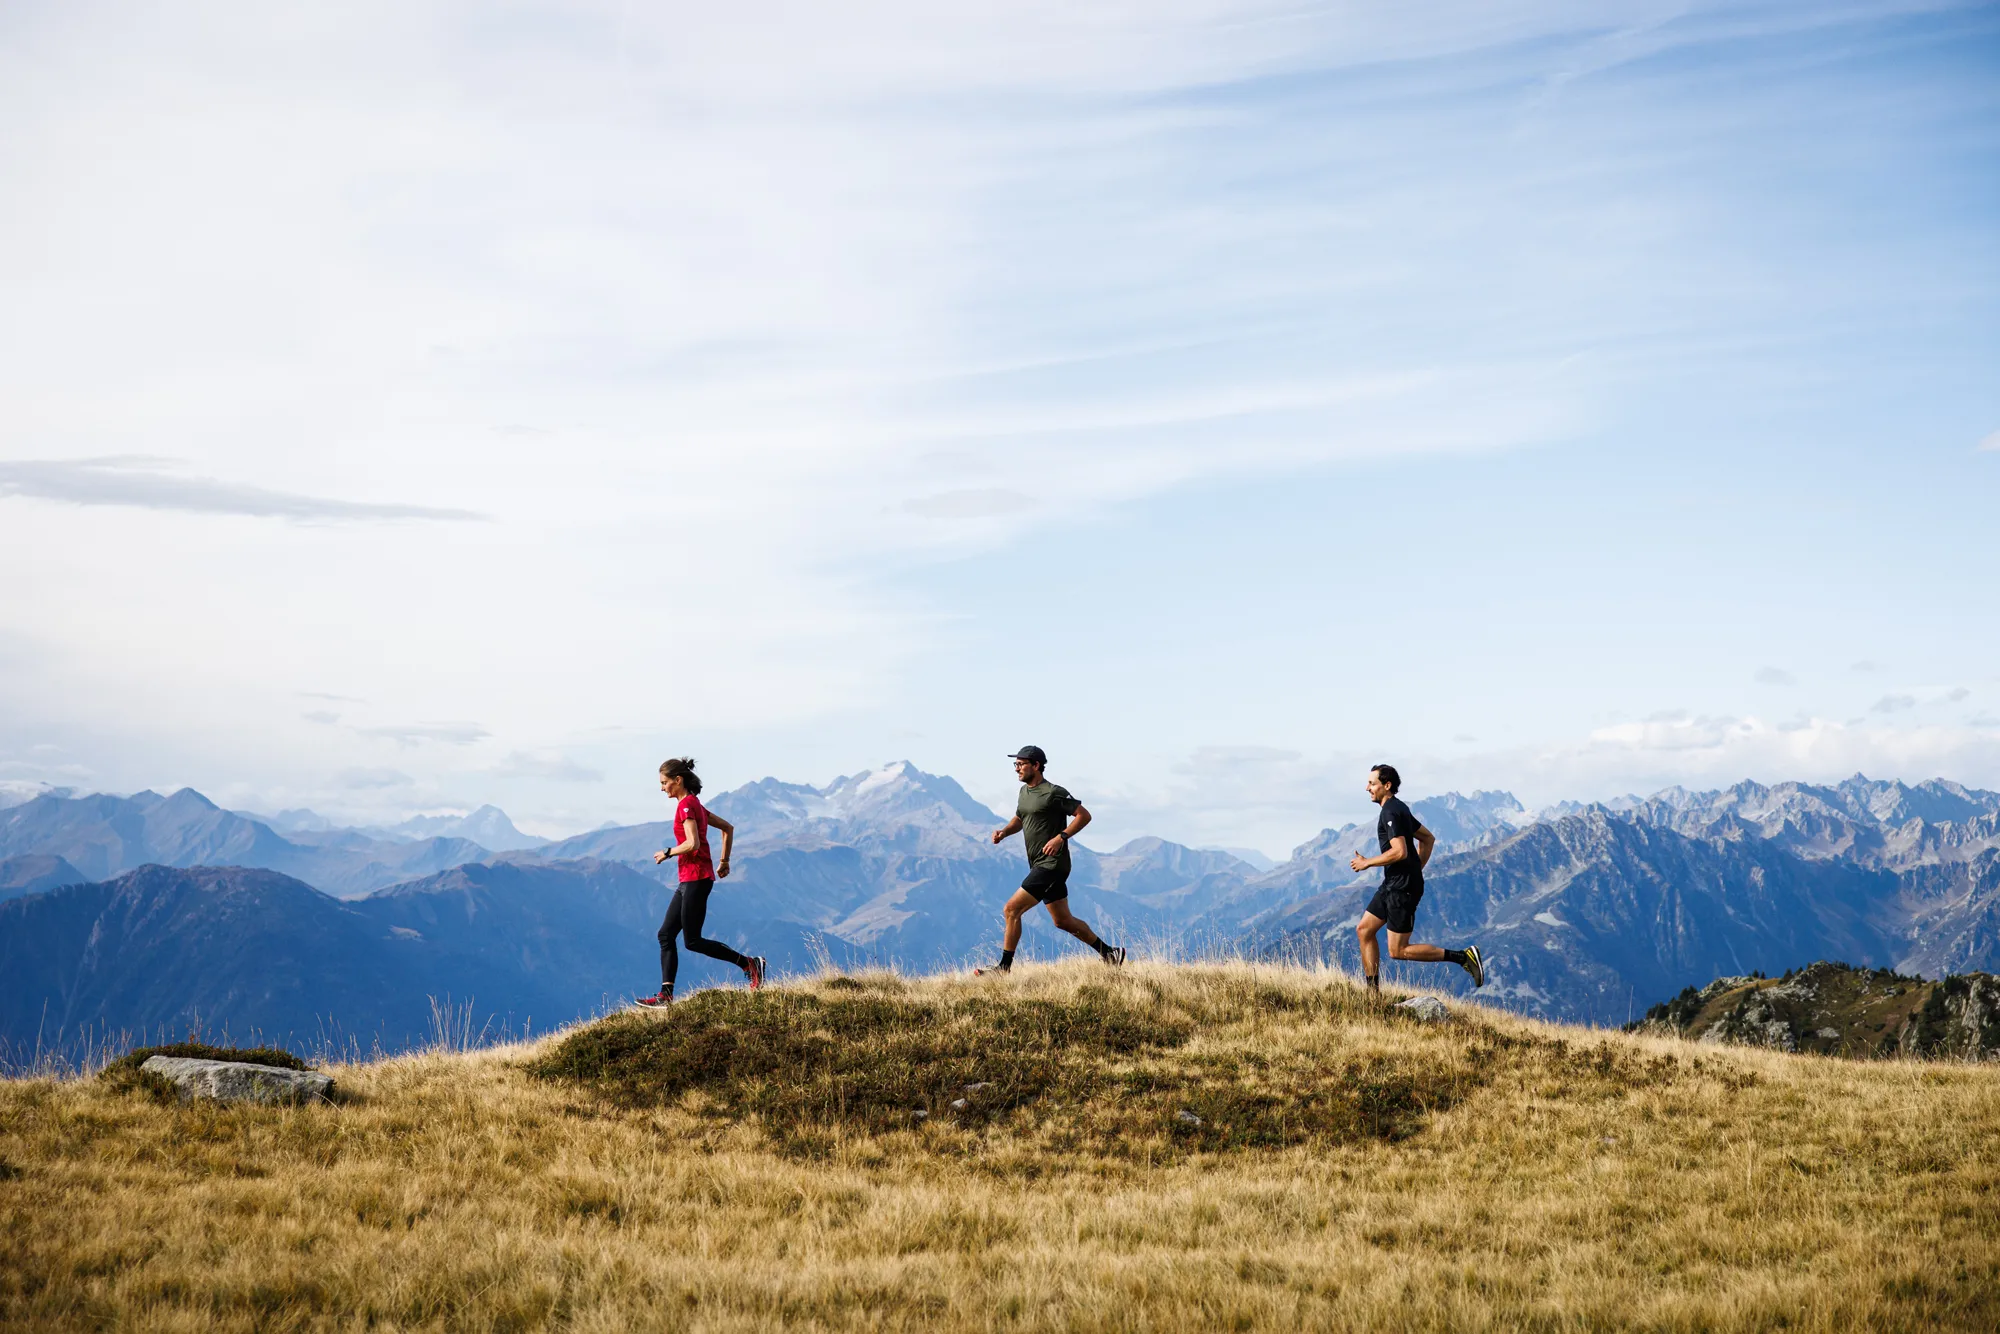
[1395,996,1450,1023]
[140,1056,334,1105]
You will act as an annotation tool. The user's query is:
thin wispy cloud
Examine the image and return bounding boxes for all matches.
[0,458,485,522]
[337,767,412,790]
[358,723,491,747]
[902,489,1037,520]
[491,752,604,783]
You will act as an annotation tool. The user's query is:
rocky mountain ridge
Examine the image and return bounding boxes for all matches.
[1632,960,2000,1060]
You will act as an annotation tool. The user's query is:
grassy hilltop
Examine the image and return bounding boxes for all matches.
[2,962,1997,1331]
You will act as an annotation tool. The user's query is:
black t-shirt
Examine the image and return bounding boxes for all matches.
[1376,796,1425,890]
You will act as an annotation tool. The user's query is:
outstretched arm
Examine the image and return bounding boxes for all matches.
[992,815,1025,845]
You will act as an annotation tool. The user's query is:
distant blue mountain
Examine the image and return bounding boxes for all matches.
[0,858,867,1062]
[379,805,550,851]
[0,854,85,903]
[0,789,492,898]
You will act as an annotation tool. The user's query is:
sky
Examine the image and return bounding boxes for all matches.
[1,0,1996,857]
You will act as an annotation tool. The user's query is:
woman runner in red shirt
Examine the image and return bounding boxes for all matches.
[636,757,765,1006]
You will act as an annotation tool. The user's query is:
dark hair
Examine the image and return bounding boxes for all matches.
[658,756,702,796]
[1370,763,1402,794]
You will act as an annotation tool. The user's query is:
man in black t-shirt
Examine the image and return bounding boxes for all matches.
[1349,763,1484,996]
[975,745,1126,975]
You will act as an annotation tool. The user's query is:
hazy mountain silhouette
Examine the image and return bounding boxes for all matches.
[380,806,550,851]
[0,789,492,897]
[0,858,874,1061]
[0,854,85,902]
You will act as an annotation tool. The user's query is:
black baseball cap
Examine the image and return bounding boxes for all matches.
[1007,745,1048,766]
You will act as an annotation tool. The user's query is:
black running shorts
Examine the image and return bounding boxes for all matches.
[1365,880,1423,934]
[1020,864,1070,903]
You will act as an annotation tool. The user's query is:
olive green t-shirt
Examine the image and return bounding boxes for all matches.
[1017,781,1082,873]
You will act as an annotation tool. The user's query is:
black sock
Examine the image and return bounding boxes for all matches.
[1365,974,1380,992]
[1093,939,1113,959]
[999,949,1015,970]
[1444,948,1468,965]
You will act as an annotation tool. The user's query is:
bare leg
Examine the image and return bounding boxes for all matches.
[1387,931,1447,963]
[1001,889,1036,953]
[1356,913,1384,986]
[1045,898,1104,949]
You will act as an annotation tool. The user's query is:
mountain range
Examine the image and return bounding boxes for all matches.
[4,765,2000,1056]
[0,860,723,1057]
[0,788,491,898]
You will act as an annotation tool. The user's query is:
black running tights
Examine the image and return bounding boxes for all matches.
[659,878,747,987]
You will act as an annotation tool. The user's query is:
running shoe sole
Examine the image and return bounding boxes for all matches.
[972,967,1010,977]
[634,992,672,1008]
[1463,944,1486,989]
[746,957,767,991]
[1104,946,1126,966]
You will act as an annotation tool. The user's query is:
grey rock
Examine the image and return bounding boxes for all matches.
[1395,996,1449,1023]
[1176,1109,1203,1126]
[962,1082,991,1093]
[1696,990,1798,1052]
[949,1098,969,1111]
[140,1056,333,1105]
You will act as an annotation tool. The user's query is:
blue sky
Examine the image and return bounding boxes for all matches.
[1,1,1995,855]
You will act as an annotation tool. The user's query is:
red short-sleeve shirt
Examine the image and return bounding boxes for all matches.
[674,795,716,882]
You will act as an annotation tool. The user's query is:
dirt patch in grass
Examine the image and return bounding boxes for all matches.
[526,977,1518,1155]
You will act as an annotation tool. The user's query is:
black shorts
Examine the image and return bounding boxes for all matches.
[1020,865,1070,903]
[1365,880,1423,934]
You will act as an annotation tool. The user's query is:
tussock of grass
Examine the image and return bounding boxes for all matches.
[4,961,1998,1331]
[528,972,1517,1154]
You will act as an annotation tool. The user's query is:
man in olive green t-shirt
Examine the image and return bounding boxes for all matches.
[976,745,1126,975]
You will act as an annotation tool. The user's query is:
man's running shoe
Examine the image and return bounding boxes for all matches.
[1102,945,1127,966]
[634,989,673,1009]
[972,965,1010,977]
[1461,943,1486,989]
[744,956,767,991]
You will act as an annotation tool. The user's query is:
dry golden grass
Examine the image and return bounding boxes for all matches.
[2,961,1996,1331]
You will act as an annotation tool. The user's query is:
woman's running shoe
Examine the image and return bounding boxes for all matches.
[745,956,767,990]
[634,989,673,1009]
[1101,945,1127,966]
